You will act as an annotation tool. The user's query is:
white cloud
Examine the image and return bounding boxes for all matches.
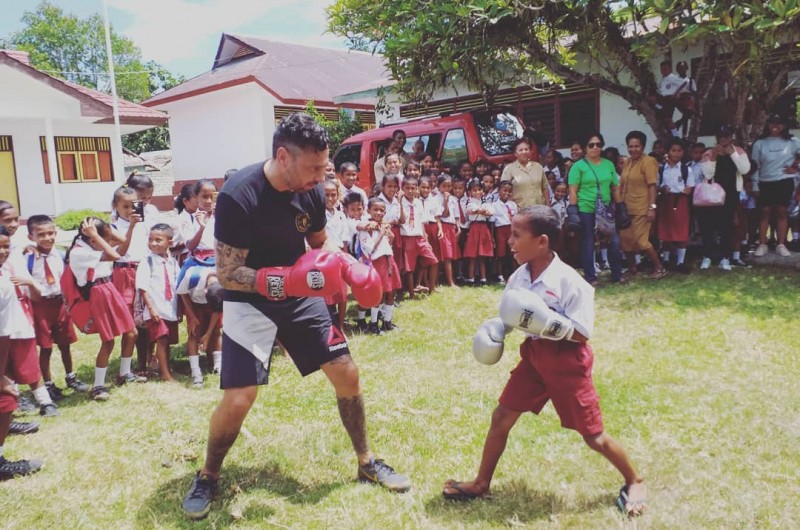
[109,0,339,65]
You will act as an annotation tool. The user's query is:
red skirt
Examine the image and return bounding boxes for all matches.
[372,255,402,293]
[495,225,512,258]
[112,265,137,314]
[657,194,691,242]
[464,223,494,258]
[439,223,459,260]
[89,281,136,342]
[424,223,442,261]
[391,225,404,273]
[187,300,218,338]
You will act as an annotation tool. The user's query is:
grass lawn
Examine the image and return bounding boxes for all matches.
[1,267,798,529]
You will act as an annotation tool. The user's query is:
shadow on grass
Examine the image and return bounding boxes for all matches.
[137,462,346,528]
[425,479,612,526]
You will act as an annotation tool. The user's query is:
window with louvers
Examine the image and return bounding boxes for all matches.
[521,94,597,149]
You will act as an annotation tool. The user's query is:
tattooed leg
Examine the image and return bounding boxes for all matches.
[322,355,373,465]
[202,386,258,478]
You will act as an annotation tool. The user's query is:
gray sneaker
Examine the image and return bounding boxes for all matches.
[0,456,43,481]
[357,458,412,492]
[116,371,147,385]
[182,471,218,520]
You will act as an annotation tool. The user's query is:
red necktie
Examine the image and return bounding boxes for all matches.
[507,204,513,221]
[408,201,415,228]
[163,262,173,301]
[457,200,466,223]
[43,255,56,285]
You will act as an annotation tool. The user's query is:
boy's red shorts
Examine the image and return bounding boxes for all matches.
[401,235,438,272]
[146,319,179,345]
[0,338,40,413]
[499,337,604,436]
[32,297,78,349]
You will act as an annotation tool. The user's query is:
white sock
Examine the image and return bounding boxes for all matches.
[357,310,366,319]
[634,254,642,265]
[370,307,380,322]
[32,385,53,406]
[600,249,608,262]
[44,380,53,385]
[119,357,132,376]
[732,251,740,260]
[676,248,687,264]
[189,355,202,378]
[66,372,77,379]
[212,351,222,371]
[382,303,394,322]
[94,367,108,388]
[662,251,670,262]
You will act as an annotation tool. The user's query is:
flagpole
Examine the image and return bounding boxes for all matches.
[102,0,124,182]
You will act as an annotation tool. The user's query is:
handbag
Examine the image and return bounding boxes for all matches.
[693,179,726,207]
[584,159,617,237]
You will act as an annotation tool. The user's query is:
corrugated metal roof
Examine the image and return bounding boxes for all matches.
[143,34,387,108]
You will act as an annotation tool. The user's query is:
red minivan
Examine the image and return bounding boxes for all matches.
[333,108,530,190]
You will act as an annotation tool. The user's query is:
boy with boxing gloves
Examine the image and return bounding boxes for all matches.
[447,205,647,518]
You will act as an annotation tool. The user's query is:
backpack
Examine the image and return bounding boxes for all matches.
[658,162,689,187]
[60,264,97,335]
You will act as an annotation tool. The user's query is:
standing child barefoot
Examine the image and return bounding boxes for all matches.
[444,205,647,518]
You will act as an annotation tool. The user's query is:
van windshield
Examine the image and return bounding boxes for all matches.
[473,111,525,156]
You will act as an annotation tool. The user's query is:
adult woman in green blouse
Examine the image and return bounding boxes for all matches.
[566,133,630,285]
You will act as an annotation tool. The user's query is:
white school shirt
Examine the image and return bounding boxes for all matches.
[135,252,179,322]
[466,198,491,222]
[419,195,442,224]
[493,199,518,228]
[0,263,35,340]
[504,254,594,340]
[0,275,14,337]
[439,194,458,225]
[378,193,401,224]
[173,209,199,249]
[197,213,217,252]
[688,161,704,186]
[485,189,499,203]
[546,166,563,183]
[551,197,568,228]
[659,72,684,97]
[69,240,113,286]
[325,208,349,249]
[27,251,65,298]
[358,228,394,259]
[342,184,369,206]
[144,203,161,223]
[400,197,425,237]
[176,265,215,304]
[112,216,149,263]
[661,162,689,194]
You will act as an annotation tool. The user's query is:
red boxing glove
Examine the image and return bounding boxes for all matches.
[338,253,383,308]
[255,250,342,301]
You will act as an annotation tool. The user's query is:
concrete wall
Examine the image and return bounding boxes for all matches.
[152,83,279,181]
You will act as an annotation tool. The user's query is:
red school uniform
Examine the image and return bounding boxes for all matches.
[400,197,438,272]
[26,252,77,349]
[492,199,518,258]
[111,216,149,313]
[438,193,460,260]
[0,262,41,390]
[463,198,494,258]
[69,240,135,342]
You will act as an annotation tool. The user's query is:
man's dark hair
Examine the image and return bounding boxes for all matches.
[27,214,54,232]
[272,113,329,157]
[517,205,560,248]
[206,282,224,313]
[625,130,648,147]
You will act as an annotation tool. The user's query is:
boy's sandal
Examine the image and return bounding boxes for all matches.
[648,269,668,279]
[442,480,490,502]
[616,484,647,518]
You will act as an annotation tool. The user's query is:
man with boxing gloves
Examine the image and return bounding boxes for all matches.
[447,205,647,518]
[182,113,410,520]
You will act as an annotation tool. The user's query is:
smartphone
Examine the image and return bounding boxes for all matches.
[133,200,145,219]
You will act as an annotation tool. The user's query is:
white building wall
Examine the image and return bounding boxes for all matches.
[154,83,268,181]
[258,91,279,158]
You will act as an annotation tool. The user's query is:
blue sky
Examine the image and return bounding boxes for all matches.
[1,0,349,79]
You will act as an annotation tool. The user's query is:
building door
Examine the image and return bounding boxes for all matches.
[0,136,20,211]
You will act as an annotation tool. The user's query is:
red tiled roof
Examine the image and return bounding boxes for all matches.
[142,34,387,109]
[0,50,167,126]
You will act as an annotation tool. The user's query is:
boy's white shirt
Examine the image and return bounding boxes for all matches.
[378,193,401,224]
[0,261,35,339]
[419,195,442,224]
[400,197,425,236]
[176,265,215,304]
[135,251,179,321]
[27,250,65,297]
[358,227,394,259]
[492,199,518,227]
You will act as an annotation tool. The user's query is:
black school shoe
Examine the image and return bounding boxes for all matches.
[45,382,64,402]
[65,374,90,393]
[182,471,218,520]
[0,456,43,481]
[8,421,40,435]
[357,458,412,492]
[356,319,368,333]
[39,403,58,417]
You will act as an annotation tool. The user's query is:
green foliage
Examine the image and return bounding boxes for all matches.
[54,208,109,231]
[327,0,800,143]
[303,100,364,154]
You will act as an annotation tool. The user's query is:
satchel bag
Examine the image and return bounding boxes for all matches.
[584,160,617,237]
[693,179,726,207]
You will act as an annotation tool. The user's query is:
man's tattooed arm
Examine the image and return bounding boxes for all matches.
[215,240,256,292]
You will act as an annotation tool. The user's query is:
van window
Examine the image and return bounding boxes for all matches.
[441,129,467,166]
[473,110,525,156]
[333,143,362,171]
[405,134,442,160]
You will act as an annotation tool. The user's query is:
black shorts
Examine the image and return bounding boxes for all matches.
[758,178,795,208]
[219,297,350,389]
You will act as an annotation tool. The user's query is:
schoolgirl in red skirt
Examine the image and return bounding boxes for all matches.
[463,180,495,285]
[378,174,405,274]
[436,174,460,286]
[656,140,694,273]
[68,217,139,401]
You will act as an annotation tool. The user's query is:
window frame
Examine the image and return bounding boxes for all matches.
[40,136,113,183]
[440,128,468,167]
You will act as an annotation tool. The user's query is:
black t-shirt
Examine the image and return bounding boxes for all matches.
[215,161,326,302]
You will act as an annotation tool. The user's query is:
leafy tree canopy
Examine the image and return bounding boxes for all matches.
[328,0,800,143]
[304,101,364,154]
